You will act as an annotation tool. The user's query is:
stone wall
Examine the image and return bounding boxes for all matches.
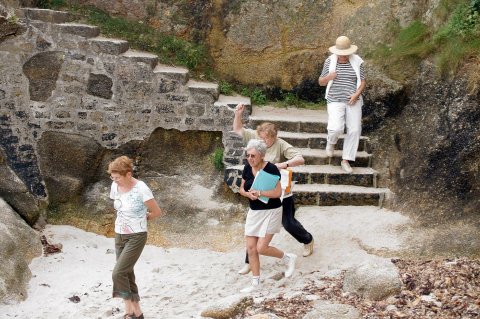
[0,8,250,224]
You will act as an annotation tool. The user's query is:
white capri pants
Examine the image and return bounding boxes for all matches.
[326,99,362,161]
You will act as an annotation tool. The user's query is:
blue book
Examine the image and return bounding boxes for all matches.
[251,169,280,203]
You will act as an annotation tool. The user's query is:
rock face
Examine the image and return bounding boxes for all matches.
[0,147,45,225]
[343,260,402,301]
[372,61,480,221]
[37,131,105,204]
[73,0,441,90]
[0,198,42,304]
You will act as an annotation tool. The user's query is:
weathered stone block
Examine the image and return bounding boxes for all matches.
[46,121,74,130]
[157,78,179,94]
[23,51,64,102]
[55,110,71,119]
[186,103,205,117]
[156,104,175,114]
[34,111,50,119]
[199,118,214,127]
[20,8,73,23]
[87,73,113,99]
[101,133,116,141]
[77,123,97,131]
[55,23,100,38]
[89,37,129,55]
[166,94,189,102]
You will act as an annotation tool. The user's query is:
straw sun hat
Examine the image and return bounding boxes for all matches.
[329,36,358,55]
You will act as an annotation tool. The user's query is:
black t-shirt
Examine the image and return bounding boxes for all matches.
[242,162,282,210]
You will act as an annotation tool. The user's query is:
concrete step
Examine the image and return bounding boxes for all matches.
[153,64,189,85]
[293,184,391,206]
[121,49,158,69]
[55,23,100,38]
[299,148,371,167]
[89,37,129,55]
[18,8,74,23]
[278,131,369,152]
[292,165,376,187]
[225,164,376,187]
[249,106,328,133]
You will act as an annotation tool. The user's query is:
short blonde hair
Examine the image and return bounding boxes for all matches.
[256,122,278,139]
[107,156,133,176]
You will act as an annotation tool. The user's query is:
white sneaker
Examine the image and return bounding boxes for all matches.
[284,253,297,278]
[238,263,251,275]
[341,160,353,174]
[240,280,260,293]
[303,239,314,257]
[325,143,335,157]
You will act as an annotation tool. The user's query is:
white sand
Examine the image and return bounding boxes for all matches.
[1,206,411,318]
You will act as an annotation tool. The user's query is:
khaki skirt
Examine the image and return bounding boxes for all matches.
[244,207,282,237]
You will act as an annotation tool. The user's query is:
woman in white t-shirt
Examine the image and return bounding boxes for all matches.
[108,156,163,319]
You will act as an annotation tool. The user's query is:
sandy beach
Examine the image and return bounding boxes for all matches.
[1,206,412,318]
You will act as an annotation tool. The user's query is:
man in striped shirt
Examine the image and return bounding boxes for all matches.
[318,36,366,173]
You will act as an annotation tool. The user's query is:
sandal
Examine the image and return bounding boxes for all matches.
[123,314,135,319]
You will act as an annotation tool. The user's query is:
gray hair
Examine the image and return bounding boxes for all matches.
[246,139,267,156]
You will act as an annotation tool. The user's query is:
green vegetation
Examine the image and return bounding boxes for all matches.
[368,0,480,82]
[71,6,210,72]
[35,0,66,9]
[209,148,224,171]
[241,87,267,105]
[35,2,210,73]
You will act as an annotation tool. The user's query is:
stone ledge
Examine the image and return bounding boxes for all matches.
[154,64,189,84]
[55,23,100,38]
[121,49,158,69]
[18,8,73,24]
[89,37,129,55]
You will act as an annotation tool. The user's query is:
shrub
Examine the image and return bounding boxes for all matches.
[209,148,224,171]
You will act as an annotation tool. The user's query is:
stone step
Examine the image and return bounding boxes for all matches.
[153,64,189,85]
[89,37,129,55]
[299,148,371,167]
[17,8,74,23]
[292,165,376,187]
[249,106,328,133]
[278,131,369,152]
[225,164,377,187]
[55,23,100,38]
[121,49,158,69]
[293,184,391,206]
[187,80,219,102]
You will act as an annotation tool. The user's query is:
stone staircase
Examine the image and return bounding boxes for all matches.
[16,7,250,113]
[226,106,392,207]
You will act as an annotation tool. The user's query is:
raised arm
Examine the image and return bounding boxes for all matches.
[233,104,246,137]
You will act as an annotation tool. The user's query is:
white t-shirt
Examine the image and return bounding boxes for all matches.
[110,180,154,234]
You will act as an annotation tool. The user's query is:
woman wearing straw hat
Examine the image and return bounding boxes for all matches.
[318,36,366,173]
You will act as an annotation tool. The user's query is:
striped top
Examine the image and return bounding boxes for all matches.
[321,57,365,103]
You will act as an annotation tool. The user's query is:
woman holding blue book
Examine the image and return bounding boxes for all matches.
[239,139,297,293]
